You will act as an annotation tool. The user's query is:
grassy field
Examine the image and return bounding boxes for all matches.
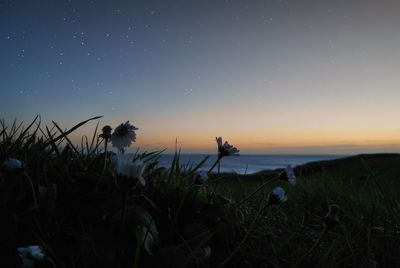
[1,117,400,267]
[210,154,400,267]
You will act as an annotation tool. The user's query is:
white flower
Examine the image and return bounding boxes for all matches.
[216,137,240,157]
[267,186,288,206]
[194,246,211,260]
[115,154,146,186]
[110,121,138,150]
[285,165,297,186]
[2,158,23,171]
[17,245,46,268]
[194,170,208,184]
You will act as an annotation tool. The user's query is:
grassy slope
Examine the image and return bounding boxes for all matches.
[210,153,400,200]
[295,153,400,180]
[211,153,400,180]
[208,154,400,267]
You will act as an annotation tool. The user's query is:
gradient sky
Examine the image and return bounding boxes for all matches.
[1,0,400,154]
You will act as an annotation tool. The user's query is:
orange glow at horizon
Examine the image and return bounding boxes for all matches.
[68,98,400,154]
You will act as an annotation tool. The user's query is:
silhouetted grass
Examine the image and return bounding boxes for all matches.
[1,116,400,267]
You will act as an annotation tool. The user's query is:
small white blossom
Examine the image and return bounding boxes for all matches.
[285,165,297,186]
[17,245,46,268]
[194,170,208,184]
[115,154,146,186]
[2,158,23,171]
[216,137,240,157]
[194,246,211,260]
[267,186,288,206]
[110,121,138,150]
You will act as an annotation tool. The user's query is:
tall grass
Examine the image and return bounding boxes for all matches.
[0,117,239,267]
[1,116,400,267]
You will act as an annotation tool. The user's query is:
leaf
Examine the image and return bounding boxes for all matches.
[190,155,209,174]
[45,126,61,158]
[195,187,208,204]
[135,206,160,255]
[43,116,102,147]
[89,121,99,152]
[140,149,165,163]
[11,115,40,152]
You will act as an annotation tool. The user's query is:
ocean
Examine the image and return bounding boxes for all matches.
[157,154,346,174]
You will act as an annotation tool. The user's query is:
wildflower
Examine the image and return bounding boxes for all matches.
[216,137,240,158]
[110,121,138,150]
[267,186,288,206]
[194,170,208,185]
[100,125,113,172]
[99,125,112,140]
[323,204,340,229]
[209,137,240,174]
[115,154,146,186]
[2,158,23,171]
[278,165,297,186]
[17,245,46,268]
[286,166,297,186]
[194,246,211,261]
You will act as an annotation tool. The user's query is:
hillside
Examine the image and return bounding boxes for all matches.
[295,153,400,180]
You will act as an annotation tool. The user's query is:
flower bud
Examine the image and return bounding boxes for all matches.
[267,186,288,206]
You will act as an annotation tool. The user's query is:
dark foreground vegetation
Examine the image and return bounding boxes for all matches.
[1,117,400,267]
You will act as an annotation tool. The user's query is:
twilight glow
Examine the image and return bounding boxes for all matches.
[1,0,400,154]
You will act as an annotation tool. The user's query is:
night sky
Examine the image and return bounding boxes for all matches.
[1,0,400,153]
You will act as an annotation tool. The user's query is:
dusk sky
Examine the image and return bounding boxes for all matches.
[1,0,400,154]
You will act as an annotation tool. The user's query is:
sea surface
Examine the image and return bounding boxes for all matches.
[157,154,346,174]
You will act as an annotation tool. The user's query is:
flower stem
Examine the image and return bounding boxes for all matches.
[102,139,108,173]
[171,182,195,230]
[292,225,328,267]
[115,191,129,266]
[207,155,221,174]
[120,191,129,235]
[219,202,265,267]
[24,171,38,210]
[232,175,280,210]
